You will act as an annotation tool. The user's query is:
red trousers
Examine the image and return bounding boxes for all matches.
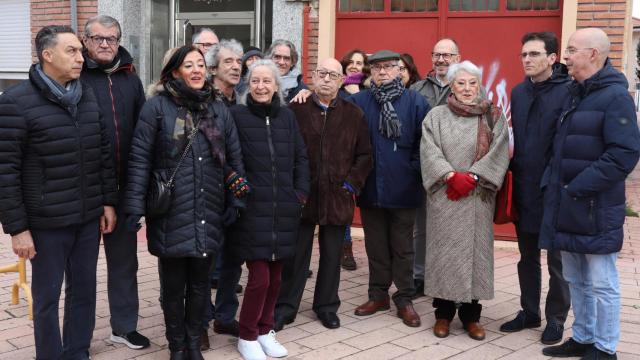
[238,260,283,340]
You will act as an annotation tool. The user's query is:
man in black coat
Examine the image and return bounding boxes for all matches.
[80,15,149,349]
[499,32,570,346]
[0,25,117,359]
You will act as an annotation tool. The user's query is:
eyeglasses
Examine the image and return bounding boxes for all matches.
[564,47,594,56]
[370,63,399,72]
[315,69,343,80]
[520,51,547,59]
[271,54,292,62]
[431,52,457,61]
[195,42,216,49]
[87,35,119,46]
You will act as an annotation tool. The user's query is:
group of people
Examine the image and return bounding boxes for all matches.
[0,14,638,360]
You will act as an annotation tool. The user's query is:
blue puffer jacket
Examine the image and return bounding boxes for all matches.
[510,63,570,233]
[539,61,640,254]
[349,88,430,208]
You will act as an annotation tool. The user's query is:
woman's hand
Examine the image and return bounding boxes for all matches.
[446,172,477,200]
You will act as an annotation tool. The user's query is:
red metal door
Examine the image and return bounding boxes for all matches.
[337,0,563,238]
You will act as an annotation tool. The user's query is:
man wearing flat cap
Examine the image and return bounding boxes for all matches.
[348,50,430,327]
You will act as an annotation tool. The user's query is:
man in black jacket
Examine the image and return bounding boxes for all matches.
[499,32,570,345]
[0,25,117,359]
[80,15,149,349]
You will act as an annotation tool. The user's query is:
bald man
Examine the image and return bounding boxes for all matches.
[539,28,640,360]
[274,58,373,331]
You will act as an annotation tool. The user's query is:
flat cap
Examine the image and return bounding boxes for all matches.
[367,49,401,63]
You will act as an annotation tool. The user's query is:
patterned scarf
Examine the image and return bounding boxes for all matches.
[370,76,405,139]
[163,78,225,166]
[35,64,83,117]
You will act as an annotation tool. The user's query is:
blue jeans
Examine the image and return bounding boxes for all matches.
[561,251,620,354]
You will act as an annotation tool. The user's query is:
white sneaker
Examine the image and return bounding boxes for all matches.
[257,330,288,357]
[238,339,267,360]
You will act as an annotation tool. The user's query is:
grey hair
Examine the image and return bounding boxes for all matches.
[205,39,243,68]
[192,27,216,44]
[239,59,285,105]
[266,39,299,71]
[446,60,482,84]
[84,15,121,39]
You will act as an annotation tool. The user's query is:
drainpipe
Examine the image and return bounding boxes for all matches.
[70,0,78,32]
[302,5,310,83]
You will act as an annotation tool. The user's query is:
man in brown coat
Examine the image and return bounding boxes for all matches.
[274,58,373,330]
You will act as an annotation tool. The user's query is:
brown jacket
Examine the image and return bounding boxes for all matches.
[290,95,373,225]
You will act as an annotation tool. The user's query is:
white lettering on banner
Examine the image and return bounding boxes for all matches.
[480,60,514,158]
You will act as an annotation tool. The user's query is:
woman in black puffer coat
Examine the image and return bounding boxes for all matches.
[124,45,245,360]
[227,59,309,360]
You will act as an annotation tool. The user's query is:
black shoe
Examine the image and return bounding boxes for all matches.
[210,279,219,289]
[317,312,340,329]
[110,330,151,349]
[187,347,205,360]
[307,270,313,278]
[213,319,240,337]
[499,311,541,332]
[581,347,617,360]
[412,279,425,299]
[542,338,593,357]
[235,284,243,293]
[541,322,564,345]
[274,315,295,332]
[169,350,187,360]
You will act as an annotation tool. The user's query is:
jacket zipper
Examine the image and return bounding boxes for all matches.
[107,75,122,190]
[74,117,86,218]
[265,116,278,261]
[588,199,595,222]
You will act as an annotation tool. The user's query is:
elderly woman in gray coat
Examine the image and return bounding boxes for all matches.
[420,60,509,341]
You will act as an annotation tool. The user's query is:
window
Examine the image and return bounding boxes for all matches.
[449,0,499,11]
[339,0,385,12]
[0,0,31,92]
[391,0,438,12]
[506,0,559,10]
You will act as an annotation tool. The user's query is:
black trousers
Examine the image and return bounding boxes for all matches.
[360,207,416,308]
[103,200,139,334]
[433,298,482,324]
[516,229,570,324]
[31,220,101,360]
[159,256,213,351]
[276,223,344,319]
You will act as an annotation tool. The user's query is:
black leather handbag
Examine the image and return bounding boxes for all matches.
[146,124,199,218]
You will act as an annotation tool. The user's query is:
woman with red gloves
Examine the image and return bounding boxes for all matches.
[419,60,509,341]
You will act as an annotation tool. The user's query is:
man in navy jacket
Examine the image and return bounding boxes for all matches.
[540,28,640,360]
[500,32,570,345]
[349,50,430,327]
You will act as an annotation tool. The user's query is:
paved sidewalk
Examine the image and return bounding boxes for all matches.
[1,172,639,359]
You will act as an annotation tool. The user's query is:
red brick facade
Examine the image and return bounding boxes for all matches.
[30,0,97,61]
[576,0,629,69]
[305,7,319,84]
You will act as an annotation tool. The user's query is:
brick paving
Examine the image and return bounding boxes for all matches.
[0,172,639,359]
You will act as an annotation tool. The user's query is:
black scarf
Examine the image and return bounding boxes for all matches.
[163,78,225,166]
[370,77,405,139]
[247,93,281,119]
[34,64,83,117]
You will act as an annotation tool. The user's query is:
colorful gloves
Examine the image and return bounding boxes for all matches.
[226,171,251,199]
[446,172,478,201]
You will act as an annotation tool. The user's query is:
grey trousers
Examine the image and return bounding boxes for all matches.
[103,202,140,334]
[412,196,427,280]
[361,207,416,307]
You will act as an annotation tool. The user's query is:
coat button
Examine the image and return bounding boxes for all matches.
[200,188,204,192]
[198,157,202,161]
[203,253,207,257]
[201,220,205,224]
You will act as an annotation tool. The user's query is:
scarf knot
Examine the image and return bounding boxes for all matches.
[370,77,405,139]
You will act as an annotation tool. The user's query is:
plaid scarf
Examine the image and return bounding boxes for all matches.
[370,77,405,139]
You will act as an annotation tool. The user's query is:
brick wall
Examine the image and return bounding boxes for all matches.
[30,0,97,62]
[305,11,319,84]
[576,0,628,69]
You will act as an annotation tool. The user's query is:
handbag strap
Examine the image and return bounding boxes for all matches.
[166,121,200,187]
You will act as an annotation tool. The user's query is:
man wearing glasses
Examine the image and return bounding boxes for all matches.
[349,50,429,327]
[499,32,571,346]
[539,27,640,360]
[274,58,373,331]
[81,15,149,350]
[409,38,460,299]
[192,28,219,55]
[266,39,308,102]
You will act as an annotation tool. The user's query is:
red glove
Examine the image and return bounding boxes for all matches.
[446,172,477,200]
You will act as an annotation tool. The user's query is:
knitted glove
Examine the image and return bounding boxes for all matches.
[226,171,252,199]
[295,190,308,205]
[446,172,477,200]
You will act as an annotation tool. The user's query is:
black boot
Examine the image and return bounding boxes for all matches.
[169,349,188,360]
[185,274,209,360]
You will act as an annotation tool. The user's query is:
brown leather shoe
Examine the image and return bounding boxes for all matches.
[433,319,451,338]
[397,304,421,327]
[354,299,390,316]
[465,322,486,340]
[199,329,210,350]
